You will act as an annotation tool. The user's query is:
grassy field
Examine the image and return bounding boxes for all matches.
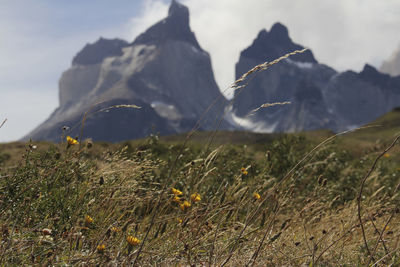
[1,49,400,266]
[1,116,400,266]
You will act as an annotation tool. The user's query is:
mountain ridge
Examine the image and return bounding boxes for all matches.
[232,23,400,133]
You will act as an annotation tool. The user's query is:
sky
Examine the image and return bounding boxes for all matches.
[1,0,400,142]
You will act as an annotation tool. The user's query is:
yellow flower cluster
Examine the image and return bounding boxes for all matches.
[241,167,248,175]
[127,235,140,246]
[171,188,201,211]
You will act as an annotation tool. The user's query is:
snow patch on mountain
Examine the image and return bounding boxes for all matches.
[151,101,182,121]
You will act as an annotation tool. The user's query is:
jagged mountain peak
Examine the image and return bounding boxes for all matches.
[269,22,290,43]
[240,22,317,65]
[359,63,391,86]
[133,0,200,49]
[168,0,189,22]
[361,64,380,74]
[72,37,129,66]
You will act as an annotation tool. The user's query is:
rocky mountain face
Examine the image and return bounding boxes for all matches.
[231,23,400,133]
[380,45,400,77]
[26,0,228,142]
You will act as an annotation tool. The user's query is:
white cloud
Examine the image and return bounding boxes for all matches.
[184,0,400,95]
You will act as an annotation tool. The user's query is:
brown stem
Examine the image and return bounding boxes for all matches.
[368,215,388,254]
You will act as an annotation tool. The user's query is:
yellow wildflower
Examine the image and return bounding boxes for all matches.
[97,244,106,253]
[127,235,140,246]
[179,200,191,211]
[110,226,120,233]
[253,192,261,200]
[241,167,248,175]
[172,195,181,203]
[190,193,201,203]
[85,215,93,224]
[177,218,183,224]
[171,188,183,196]
[66,135,79,145]
[384,153,390,158]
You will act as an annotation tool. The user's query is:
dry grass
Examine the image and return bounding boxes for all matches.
[1,132,400,266]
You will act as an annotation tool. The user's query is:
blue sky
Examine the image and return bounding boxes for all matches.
[1,0,400,142]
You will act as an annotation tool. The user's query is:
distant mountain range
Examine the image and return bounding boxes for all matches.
[26,0,400,142]
[230,23,400,133]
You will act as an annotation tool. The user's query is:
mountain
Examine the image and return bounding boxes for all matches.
[231,23,400,133]
[26,2,400,141]
[324,64,400,129]
[26,0,229,142]
[231,23,337,132]
[380,45,400,76]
